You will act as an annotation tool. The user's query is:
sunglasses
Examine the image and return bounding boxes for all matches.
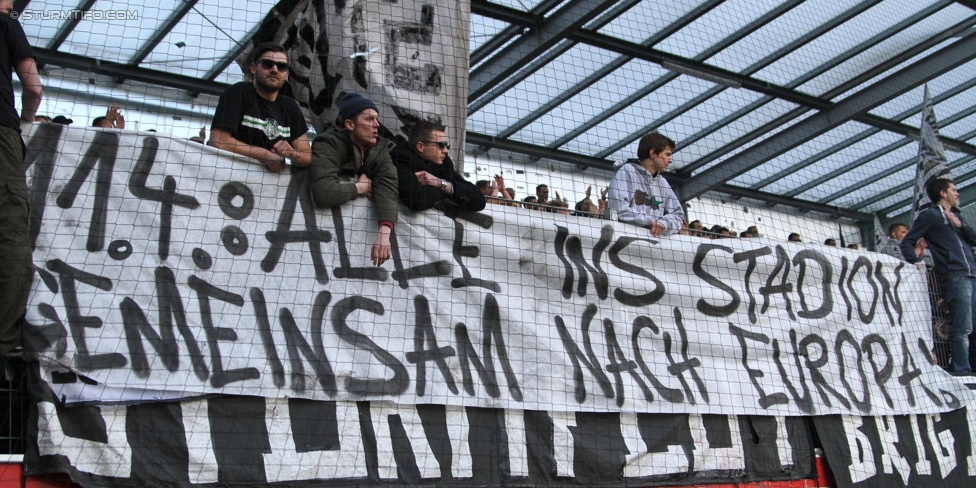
[257,59,290,72]
[424,141,451,150]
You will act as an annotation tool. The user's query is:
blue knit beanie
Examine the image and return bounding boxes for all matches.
[337,92,379,124]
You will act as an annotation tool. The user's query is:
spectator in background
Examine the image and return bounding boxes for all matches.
[847,244,859,250]
[506,188,516,202]
[52,115,72,125]
[608,131,684,237]
[310,92,397,266]
[747,225,760,236]
[0,0,42,356]
[35,115,50,123]
[824,238,837,246]
[536,184,550,205]
[788,233,802,242]
[209,42,310,172]
[740,230,754,238]
[881,222,912,260]
[91,104,125,129]
[390,120,484,212]
[523,196,539,210]
[478,175,513,204]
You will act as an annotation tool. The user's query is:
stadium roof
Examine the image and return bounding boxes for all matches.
[16,0,976,225]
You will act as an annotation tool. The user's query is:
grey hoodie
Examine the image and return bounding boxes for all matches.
[607,160,684,235]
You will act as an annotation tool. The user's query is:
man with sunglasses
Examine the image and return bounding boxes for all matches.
[209,43,310,173]
[310,92,398,266]
[390,120,485,212]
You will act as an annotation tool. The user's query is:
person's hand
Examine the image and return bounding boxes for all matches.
[355,173,373,198]
[371,226,392,266]
[945,209,962,228]
[415,170,440,187]
[106,104,125,128]
[260,149,286,173]
[493,174,505,192]
[555,191,562,202]
[199,127,206,140]
[916,237,928,258]
[601,187,609,200]
[585,186,592,199]
[649,220,665,237]
[272,140,299,160]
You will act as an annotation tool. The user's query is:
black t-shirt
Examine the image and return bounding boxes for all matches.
[211,82,308,150]
[0,15,34,130]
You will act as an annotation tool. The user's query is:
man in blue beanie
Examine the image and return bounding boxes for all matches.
[310,92,398,266]
[209,43,310,172]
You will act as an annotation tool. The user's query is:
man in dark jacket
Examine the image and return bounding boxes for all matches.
[391,121,485,212]
[310,92,397,266]
[901,179,976,372]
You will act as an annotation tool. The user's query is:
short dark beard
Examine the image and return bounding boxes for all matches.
[254,76,282,96]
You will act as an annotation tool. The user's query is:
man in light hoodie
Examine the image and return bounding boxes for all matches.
[608,131,684,237]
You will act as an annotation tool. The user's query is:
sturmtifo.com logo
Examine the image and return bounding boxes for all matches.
[10,9,139,21]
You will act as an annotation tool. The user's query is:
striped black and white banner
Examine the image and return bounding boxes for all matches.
[26,372,816,487]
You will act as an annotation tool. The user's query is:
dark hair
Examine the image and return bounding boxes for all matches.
[887,222,907,235]
[408,120,447,148]
[476,180,489,190]
[926,178,953,204]
[637,131,676,161]
[788,232,801,242]
[92,116,105,127]
[251,43,287,65]
[824,238,836,245]
[523,196,537,203]
[536,184,548,192]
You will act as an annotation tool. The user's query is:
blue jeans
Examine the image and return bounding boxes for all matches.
[941,276,976,372]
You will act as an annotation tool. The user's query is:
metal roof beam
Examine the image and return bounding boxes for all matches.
[130,0,199,66]
[470,0,539,27]
[815,104,976,204]
[678,30,976,201]
[465,131,616,171]
[595,0,882,160]
[676,11,976,175]
[672,0,933,162]
[47,0,97,51]
[551,0,802,150]
[469,0,559,66]
[467,0,622,101]
[882,162,976,224]
[788,140,912,198]
[35,48,228,97]
[468,0,642,115]
[859,128,976,213]
[487,0,724,127]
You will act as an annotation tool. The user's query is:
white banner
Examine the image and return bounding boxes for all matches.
[23,124,972,417]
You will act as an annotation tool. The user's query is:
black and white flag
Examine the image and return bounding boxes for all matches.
[911,85,951,222]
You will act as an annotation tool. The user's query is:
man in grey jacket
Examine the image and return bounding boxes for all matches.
[608,131,684,237]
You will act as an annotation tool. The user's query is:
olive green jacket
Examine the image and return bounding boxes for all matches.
[310,128,399,226]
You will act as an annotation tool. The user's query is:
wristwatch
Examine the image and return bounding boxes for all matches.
[440,179,452,194]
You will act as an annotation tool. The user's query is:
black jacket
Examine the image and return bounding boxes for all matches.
[390,143,486,212]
